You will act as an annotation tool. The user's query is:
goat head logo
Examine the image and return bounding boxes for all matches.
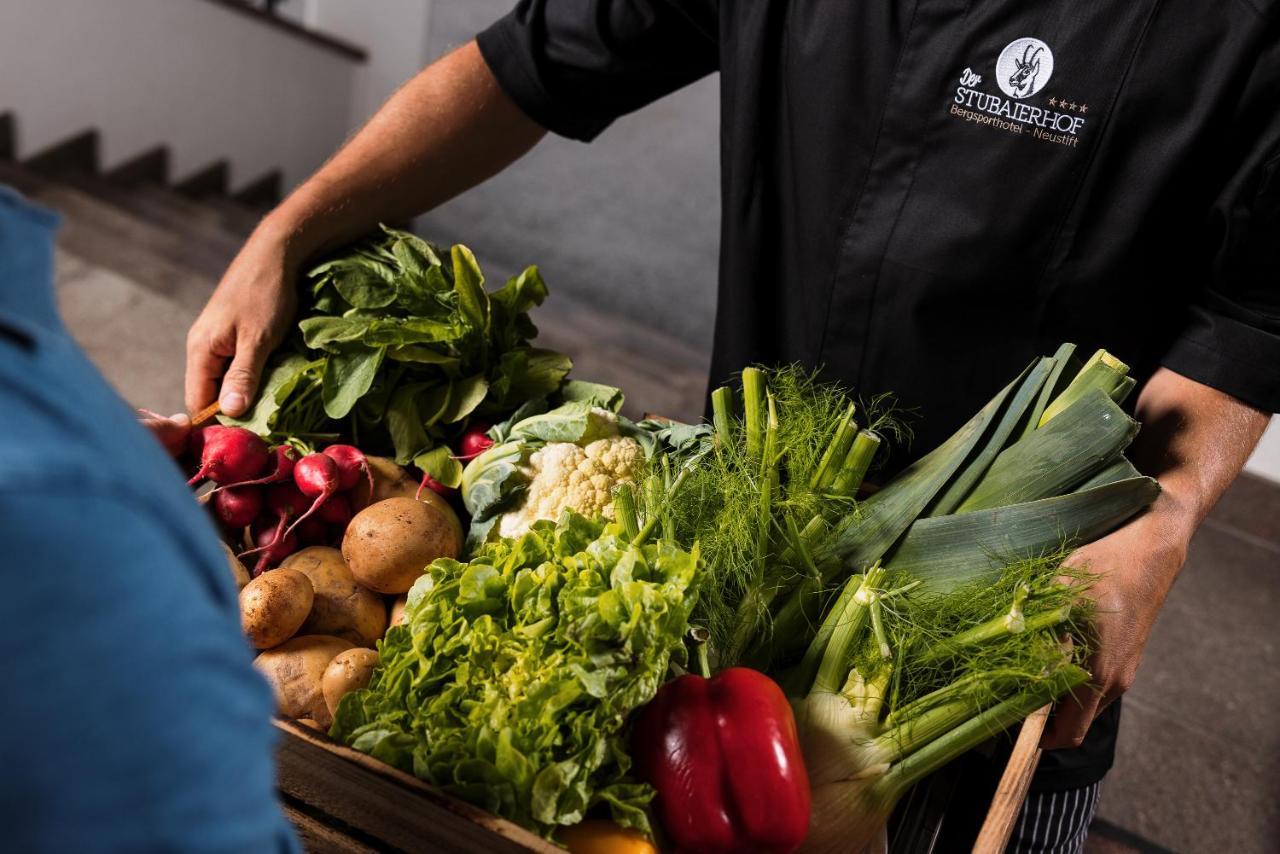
[996,37,1054,99]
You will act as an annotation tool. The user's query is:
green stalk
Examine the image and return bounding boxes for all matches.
[1039,349,1130,427]
[742,367,767,461]
[918,604,1071,665]
[832,430,882,497]
[711,385,737,448]
[883,668,1027,729]
[614,482,640,541]
[724,393,780,664]
[873,697,981,765]
[807,565,884,695]
[811,403,859,491]
[872,665,1089,804]
[633,467,691,547]
[870,595,892,660]
[780,515,827,565]
[689,627,712,678]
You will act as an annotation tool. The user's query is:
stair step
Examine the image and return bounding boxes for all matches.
[232,169,282,209]
[106,146,170,186]
[200,195,265,237]
[57,173,244,274]
[175,160,230,198]
[24,129,100,175]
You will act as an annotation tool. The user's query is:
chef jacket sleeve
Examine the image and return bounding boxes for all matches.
[1160,124,1280,413]
[476,0,719,142]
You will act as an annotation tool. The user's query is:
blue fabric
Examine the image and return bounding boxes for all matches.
[0,187,297,853]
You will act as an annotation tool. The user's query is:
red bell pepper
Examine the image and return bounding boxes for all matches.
[632,667,811,853]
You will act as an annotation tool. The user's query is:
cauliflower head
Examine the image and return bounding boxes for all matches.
[497,435,643,539]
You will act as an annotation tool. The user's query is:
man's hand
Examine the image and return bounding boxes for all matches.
[1041,502,1189,749]
[1040,366,1269,750]
[184,230,298,417]
[138,410,192,457]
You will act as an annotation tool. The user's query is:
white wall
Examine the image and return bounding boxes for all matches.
[0,0,359,190]
[1246,418,1280,483]
[301,0,434,128]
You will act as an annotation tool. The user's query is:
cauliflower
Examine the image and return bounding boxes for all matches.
[497,435,643,539]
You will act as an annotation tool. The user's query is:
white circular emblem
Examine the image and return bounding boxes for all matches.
[996,37,1054,99]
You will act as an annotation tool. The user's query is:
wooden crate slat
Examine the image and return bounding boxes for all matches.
[971,704,1051,853]
[274,719,559,854]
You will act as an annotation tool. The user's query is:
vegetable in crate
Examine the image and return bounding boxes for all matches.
[223,227,572,475]
[787,559,1091,853]
[630,366,892,668]
[460,381,710,548]
[331,512,701,837]
[755,346,1161,666]
[632,667,811,854]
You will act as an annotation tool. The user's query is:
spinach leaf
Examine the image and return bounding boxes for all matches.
[322,345,386,419]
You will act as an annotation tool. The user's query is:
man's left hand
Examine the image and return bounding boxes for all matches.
[1040,505,1190,749]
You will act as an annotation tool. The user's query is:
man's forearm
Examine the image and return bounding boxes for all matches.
[1130,366,1270,551]
[260,41,545,265]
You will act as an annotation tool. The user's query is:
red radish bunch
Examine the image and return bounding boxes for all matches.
[195,440,375,576]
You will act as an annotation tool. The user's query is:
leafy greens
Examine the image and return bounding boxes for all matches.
[223,226,572,481]
[330,512,701,837]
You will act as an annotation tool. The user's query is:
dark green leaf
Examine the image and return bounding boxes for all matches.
[323,345,387,419]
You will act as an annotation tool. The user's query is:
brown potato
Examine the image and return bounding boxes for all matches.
[253,635,355,727]
[240,567,314,649]
[321,647,380,718]
[389,594,408,628]
[343,497,460,594]
[280,546,387,647]
[350,455,463,546]
[221,540,251,591]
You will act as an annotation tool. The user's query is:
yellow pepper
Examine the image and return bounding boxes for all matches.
[559,820,657,854]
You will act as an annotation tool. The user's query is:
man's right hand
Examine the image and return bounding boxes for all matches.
[185,228,298,417]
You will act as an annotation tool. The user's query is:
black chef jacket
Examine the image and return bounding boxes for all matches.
[476,0,1280,791]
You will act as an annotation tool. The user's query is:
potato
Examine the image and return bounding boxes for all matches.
[350,455,463,545]
[280,546,387,647]
[240,567,314,649]
[389,594,408,628]
[321,647,380,718]
[343,497,460,594]
[253,635,355,727]
[221,540,251,590]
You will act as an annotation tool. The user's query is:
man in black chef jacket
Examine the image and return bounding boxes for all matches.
[185,2,1278,850]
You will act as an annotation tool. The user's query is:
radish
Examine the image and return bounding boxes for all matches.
[417,472,457,500]
[285,453,340,537]
[211,445,299,492]
[186,424,226,460]
[322,444,373,493]
[315,492,352,528]
[458,423,494,461]
[293,516,330,547]
[212,486,263,529]
[187,427,270,487]
[240,482,311,569]
[246,521,298,577]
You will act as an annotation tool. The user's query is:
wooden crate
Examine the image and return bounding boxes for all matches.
[275,705,1049,853]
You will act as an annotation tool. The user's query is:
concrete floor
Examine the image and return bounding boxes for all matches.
[45,224,1280,853]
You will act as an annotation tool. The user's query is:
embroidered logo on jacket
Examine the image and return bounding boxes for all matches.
[948,36,1087,149]
[996,38,1053,99]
